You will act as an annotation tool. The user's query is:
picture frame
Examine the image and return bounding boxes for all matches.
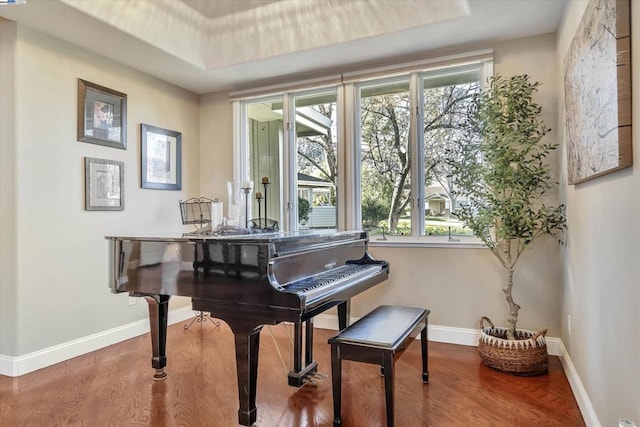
[77,79,127,150]
[564,0,632,184]
[84,157,124,211]
[141,123,182,190]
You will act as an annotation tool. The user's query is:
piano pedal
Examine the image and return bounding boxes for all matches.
[302,372,327,386]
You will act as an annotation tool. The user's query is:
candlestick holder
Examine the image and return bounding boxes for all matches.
[241,181,253,228]
[262,178,270,229]
[247,177,278,232]
[256,192,262,225]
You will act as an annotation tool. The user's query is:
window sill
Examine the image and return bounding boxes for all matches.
[368,235,485,249]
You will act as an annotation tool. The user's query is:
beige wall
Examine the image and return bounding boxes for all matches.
[0,22,199,356]
[362,33,563,334]
[558,1,640,425]
[199,33,564,335]
[4,8,637,424]
[0,19,18,356]
[199,92,234,202]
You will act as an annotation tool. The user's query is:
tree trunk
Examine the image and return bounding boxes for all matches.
[503,267,520,340]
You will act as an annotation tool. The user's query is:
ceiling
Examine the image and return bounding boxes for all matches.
[0,0,567,94]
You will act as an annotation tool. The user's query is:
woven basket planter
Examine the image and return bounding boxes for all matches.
[478,317,549,376]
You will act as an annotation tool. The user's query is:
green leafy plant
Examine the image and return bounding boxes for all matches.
[362,196,388,228]
[445,74,566,340]
[298,197,311,223]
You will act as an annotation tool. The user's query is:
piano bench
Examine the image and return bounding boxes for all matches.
[328,305,429,427]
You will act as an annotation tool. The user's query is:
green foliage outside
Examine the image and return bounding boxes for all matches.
[362,196,388,228]
[298,197,311,223]
[445,74,566,339]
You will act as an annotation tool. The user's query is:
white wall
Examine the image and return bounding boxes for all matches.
[0,22,199,357]
[558,1,640,425]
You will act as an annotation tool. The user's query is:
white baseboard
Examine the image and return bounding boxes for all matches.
[312,313,563,356]
[0,306,194,377]
[1,310,593,426]
[556,340,601,427]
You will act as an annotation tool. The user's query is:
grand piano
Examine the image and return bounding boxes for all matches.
[107,229,389,426]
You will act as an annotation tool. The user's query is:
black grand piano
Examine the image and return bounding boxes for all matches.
[107,229,389,426]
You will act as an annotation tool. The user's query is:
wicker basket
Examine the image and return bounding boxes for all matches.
[478,316,549,376]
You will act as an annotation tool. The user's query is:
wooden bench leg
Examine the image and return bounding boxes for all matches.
[421,325,429,383]
[331,344,342,426]
[383,351,394,427]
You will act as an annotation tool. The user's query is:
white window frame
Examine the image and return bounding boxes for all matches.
[232,50,493,247]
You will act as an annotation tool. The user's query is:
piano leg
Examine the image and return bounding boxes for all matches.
[143,294,170,380]
[337,300,351,331]
[234,326,262,426]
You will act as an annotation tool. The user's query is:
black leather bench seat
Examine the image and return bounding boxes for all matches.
[328,305,429,427]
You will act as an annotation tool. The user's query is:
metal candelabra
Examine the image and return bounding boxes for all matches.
[261,177,270,229]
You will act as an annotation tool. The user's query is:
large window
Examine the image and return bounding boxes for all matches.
[234,54,492,244]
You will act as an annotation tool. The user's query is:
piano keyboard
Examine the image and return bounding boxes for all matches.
[284,263,383,304]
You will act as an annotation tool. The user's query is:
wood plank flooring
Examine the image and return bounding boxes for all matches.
[0,319,585,426]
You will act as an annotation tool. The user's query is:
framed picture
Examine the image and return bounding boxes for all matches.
[141,123,182,190]
[564,0,632,184]
[77,79,127,149]
[85,157,124,211]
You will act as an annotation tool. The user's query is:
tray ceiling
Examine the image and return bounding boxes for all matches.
[0,0,567,94]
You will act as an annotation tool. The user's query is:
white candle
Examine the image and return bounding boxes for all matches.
[242,181,252,189]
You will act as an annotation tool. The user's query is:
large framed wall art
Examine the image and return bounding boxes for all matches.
[564,0,632,184]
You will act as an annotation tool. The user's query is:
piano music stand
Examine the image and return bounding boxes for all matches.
[179,197,221,330]
[179,197,214,234]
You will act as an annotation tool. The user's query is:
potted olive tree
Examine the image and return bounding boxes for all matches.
[445,74,566,375]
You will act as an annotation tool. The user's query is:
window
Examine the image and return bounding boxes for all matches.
[295,91,338,230]
[420,67,482,239]
[359,78,411,234]
[245,96,284,227]
[241,90,339,231]
[233,53,492,245]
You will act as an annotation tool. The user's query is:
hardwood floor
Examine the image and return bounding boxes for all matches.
[0,320,584,427]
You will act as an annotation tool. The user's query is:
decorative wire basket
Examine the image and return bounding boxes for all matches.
[179,197,214,232]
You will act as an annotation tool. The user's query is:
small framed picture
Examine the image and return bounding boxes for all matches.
[85,157,124,211]
[141,123,182,190]
[77,79,127,149]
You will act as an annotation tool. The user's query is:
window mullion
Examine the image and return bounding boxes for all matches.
[339,83,359,231]
[410,73,425,237]
[282,93,297,231]
[232,101,247,182]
